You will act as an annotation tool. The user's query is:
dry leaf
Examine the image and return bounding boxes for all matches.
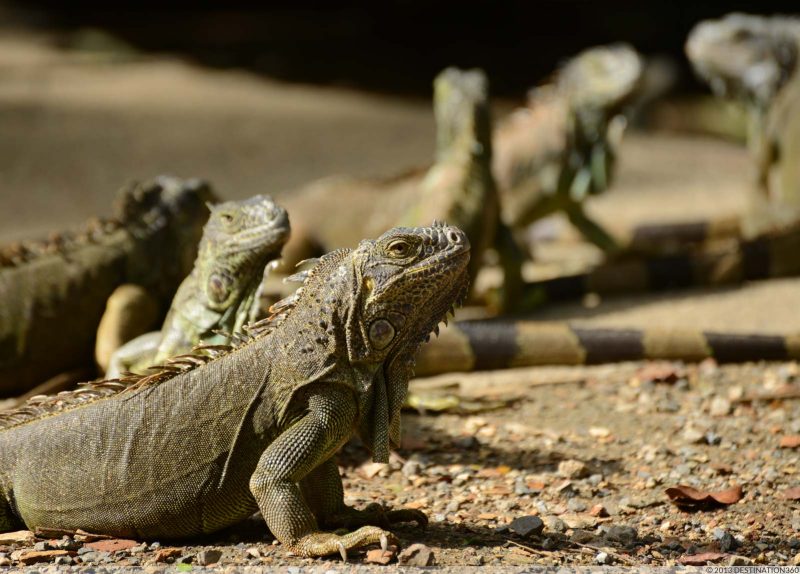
[665,484,743,509]
[780,435,800,449]
[636,362,681,384]
[679,552,726,565]
[779,487,800,501]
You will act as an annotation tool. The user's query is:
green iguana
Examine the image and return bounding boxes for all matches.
[0,177,215,396]
[106,195,291,378]
[277,67,521,310]
[414,319,800,377]
[493,43,643,254]
[649,13,800,243]
[0,222,470,558]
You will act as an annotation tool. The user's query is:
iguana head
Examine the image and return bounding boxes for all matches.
[686,14,799,109]
[557,43,643,121]
[198,195,290,311]
[346,221,470,364]
[433,67,492,162]
[343,221,470,461]
[115,176,218,295]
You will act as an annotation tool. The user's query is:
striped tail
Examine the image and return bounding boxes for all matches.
[414,320,800,376]
[524,222,800,305]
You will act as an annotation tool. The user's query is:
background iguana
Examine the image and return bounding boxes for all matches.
[0,222,470,558]
[0,176,215,396]
[105,195,291,377]
[276,67,518,309]
[414,319,800,377]
[493,43,643,255]
[645,13,800,243]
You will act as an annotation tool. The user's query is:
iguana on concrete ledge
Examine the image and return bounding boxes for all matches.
[0,177,215,396]
[0,222,470,558]
[493,43,643,254]
[414,320,800,377]
[106,195,291,377]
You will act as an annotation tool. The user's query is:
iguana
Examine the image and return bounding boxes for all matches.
[0,222,471,558]
[0,176,215,396]
[105,195,291,378]
[413,318,800,377]
[493,43,643,254]
[277,67,522,310]
[636,13,800,246]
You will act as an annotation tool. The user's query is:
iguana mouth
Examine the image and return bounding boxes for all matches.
[222,223,290,255]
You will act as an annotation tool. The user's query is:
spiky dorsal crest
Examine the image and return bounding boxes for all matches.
[0,250,350,431]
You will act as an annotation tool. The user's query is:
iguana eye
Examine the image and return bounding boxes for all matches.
[219,212,235,225]
[386,239,412,258]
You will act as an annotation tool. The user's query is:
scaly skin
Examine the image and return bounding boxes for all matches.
[493,43,643,254]
[686,13,800,237]
[0,222,470,558]
[0,177,215,396]
[278,67,522,311]
[106,195,290,377]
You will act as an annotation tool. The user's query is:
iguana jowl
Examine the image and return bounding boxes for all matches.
[0,177,215,396]
[106,195,291,377]
[0,222,470,558]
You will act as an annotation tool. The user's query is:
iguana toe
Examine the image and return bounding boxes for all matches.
[291,526,397,558]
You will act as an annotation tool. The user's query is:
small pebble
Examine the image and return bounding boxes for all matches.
[508,516,544,538]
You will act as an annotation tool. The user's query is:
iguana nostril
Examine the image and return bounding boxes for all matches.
[447,230,462,243]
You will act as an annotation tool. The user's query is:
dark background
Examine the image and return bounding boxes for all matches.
[8,1,800,96]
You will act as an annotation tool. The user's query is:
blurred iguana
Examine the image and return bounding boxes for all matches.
[106,195,291,378]
[0,177,215,396]
[277,67,522,310]
[493,43,643,254]
[649,13,800,244]
[0,223,470,559]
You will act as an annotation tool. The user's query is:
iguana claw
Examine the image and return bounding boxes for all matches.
[380,533,388,552]
[291,526,394,558]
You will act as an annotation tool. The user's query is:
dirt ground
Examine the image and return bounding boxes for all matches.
[2,31,800,570]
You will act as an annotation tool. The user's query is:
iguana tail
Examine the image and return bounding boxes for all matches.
[622,214,742,253]
[524,221,800,306]
[415,320,800,376]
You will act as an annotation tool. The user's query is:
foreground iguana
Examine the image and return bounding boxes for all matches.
[277,67,521,309]
[105,195,291,378]
[0,222,470,558]
[414,319,800,376]
[493,43,643,254]
[681,13,800,239]
[0,177,215,396]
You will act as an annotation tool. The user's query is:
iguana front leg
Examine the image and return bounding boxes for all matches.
[250,386,394,558]
[301,459,427,531]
